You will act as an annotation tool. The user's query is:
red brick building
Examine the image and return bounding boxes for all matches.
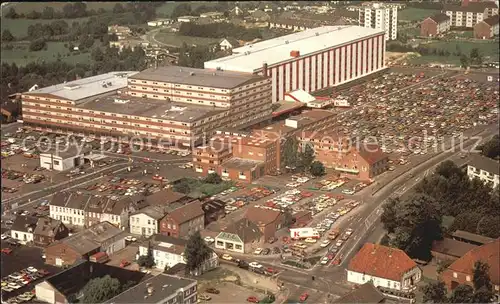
[420,13,451,37]
[474,14,499,39]
[33,218,69,247]
[440,238,499,292]
[244,206,285,241]
[159,200,205,239]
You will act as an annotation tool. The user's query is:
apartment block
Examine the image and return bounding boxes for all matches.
[359,3,398,40]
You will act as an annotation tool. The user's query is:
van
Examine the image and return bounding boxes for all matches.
[89,252,110,263]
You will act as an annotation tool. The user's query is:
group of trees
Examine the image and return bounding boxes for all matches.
[460,48,484,68]
[80,275,136,303]
[281,137,326,177]
[184,231,212,275]
[421,261,496,303]
[479,134,500,159]
[381,160,499,261]
[5,3,89,20]
[171,3,230,19]
[179,22,262,41]
[177,42,220,69]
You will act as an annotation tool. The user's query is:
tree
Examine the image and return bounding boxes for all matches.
[381,197,399,234]
[184,231,211,275]
[283,207,294,227]
[310,161,326,177]
[479,134,500,159]
[473,260,492,292]
[81,275,122,303]
[204,173,222,184]
[113,3,125,14]
[449,284,474,303]
[29,39,47,52]
[299,143,315,172]
[421,281,448,303]
[476,215,500,238]
[173,180,191,194]
[282,137,300,171]
[1,30,14,42]
[172,3,192,19]
[137,241,155,268]
[5,8,18,19]
[42,6,56,19]
[469,48,482,65]
[460,55,469,69]
[472,287,494,303]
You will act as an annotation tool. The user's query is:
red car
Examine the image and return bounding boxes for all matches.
[247,296,259,303]
[120,260,130,268]
[266,267,278,274]
[299,292,309,302]
[1,248,12,254]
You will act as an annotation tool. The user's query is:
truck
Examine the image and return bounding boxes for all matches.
[290,228,320,240]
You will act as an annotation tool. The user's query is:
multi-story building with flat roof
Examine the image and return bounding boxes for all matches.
[204,26,386,102]
[444,2,498,28]
[359,3,398,41]
[21,68,272,149]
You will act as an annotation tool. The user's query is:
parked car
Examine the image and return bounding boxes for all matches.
[120,260,130,268]
[205,288,220,294]
[299,292,309,302]
[320,257,329,265]
[253,248,263,255]
[262,248,270,255]
[247,296,259,303]
[221,254,233,261]
[198,294,211,301]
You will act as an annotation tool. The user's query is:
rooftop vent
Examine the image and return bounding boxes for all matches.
[190,72,195,76]
[114,98,130,104]
[285,40,289,44]
[64,84,81,90]
[315,32,319,36]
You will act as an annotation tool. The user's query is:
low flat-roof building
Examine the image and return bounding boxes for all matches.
[39,146,91,171]
[106,273,197,304]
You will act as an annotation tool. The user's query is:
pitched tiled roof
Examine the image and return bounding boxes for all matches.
[447,239,499,285]
[358,144,388,165]
[245,206,282,226]
[335,282,385,303]
[220,218,262,243]
[33,217,64,237]
[168,200,204,224]
[11,215,38,233]
[428,13,450,23]
[482,14,500,26]
[348,243,418,281]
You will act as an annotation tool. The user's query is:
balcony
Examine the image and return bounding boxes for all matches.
[238,175,247,180]
[222,171,229,177]
[208,169,215,174]
[195,168,203,173]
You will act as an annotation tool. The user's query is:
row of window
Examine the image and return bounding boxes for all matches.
[129,79,228,93]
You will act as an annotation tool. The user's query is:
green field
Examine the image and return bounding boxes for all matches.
[1,17,89,38]
[2,2,116,16]
[425,41,499,60]
[154,32,220,47]
[1,42,91,66]
[398,8,440,21]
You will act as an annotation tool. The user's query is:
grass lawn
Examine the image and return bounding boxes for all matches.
[173,177,233,198]
[155,32,220,47]
[3,2,116,16]
[398,8,440,21]
[1,17,89,38]
[408,54,461,66]
[425,40,500,59]
[1,42,91,66]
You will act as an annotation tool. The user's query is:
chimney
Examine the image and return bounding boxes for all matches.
[290,50,300,58]
[262,63,268,76]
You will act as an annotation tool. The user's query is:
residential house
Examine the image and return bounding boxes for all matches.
[431,238,478,262]
[245,205,284,241]
[107,25,132,40]
[177,16,199,23]
[444,2,499,28]
[35,261,147,304]
[251,10,271,22]
[421,13,452,36]
[215,218,264,254]
[159,200,205,239]
[49,192,92,227]
[106,273,197,304]
[347,243,422,293]
[334,282,386,303]
[201,199,226,226]
[467,153,499,188]
[10,215,38,244]
[33,217,69,247]
[129,206,167,237]
[137,234,219,275]
[219,38,240,51]
[45,221,126,267]
[440,239,499,292]
[474,14,500,38]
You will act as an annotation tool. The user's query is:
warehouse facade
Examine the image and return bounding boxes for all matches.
[204,26,387,103]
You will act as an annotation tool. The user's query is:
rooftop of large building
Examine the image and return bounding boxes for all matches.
[78,93,224,123]
[204,26,384,73]
[24,72,138,103]
[129,66,266,89]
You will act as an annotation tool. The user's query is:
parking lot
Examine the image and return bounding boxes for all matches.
[198,281,267,303]
[0,244,61,302]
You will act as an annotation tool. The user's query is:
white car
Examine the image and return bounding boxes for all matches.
[204,236,215,244]
[320,257,329,265]
[249,262,262,268]
[304,238,317,243]
[320,240,330,248]
[254,248,263,255]
[221,254,233,261]
[335,240,344,247]
[342,189,355,195]
[125,236,137,242]
[345,228,354,236]
[27,266,38,273]
[1,234,9,240]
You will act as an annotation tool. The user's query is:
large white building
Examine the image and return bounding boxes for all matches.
[444,2,498,28]
[204,26,386,103]
[467,154,499,188]
[359,3,398,41]
[347,243,422,293]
